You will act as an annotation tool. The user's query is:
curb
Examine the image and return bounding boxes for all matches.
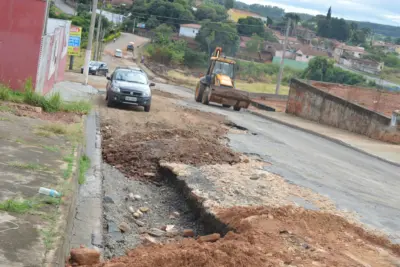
[246,110,400,168]
[69,110,104,254]
[55,141,83,267]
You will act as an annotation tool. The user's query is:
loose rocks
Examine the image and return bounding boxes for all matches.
[70,248,100,265]
[183,229,195,237]
[198,233,221,243]
[148,228,165,237]
[118,222,131,233]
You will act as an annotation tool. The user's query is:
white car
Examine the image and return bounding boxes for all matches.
[114,49,123,58]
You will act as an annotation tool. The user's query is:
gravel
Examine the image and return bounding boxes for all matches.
[102,163,204,259]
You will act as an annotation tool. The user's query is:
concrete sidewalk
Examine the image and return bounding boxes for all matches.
[248,107,400,166]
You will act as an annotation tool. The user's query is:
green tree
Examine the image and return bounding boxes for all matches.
[303,56,334,81]
[384,36,392,43]
[153,24,174,45]
[245,34,263,52]
[196,21,240,56]
[284,13,301,35]
[395,38,400,45]
[267,17,273,26]
[195,5,217,21]
[146,16,160,29]
[327,6,331,20]
[224,0,234,10]
[237,16,264,36]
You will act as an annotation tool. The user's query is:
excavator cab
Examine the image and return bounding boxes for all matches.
[195,47,250,111]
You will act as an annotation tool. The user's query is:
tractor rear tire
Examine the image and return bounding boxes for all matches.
[195,83,205,102]
[222,104,231,108]
[201,87,210,105]
[233,106,241,111]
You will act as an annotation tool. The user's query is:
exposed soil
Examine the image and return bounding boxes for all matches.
[99,90,241,180]
[0,102,82,123]
[85,205,400,267]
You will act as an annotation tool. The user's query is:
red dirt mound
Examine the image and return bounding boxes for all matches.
[75,206,400,267]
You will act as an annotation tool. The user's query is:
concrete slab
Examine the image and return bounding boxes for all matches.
[50,81,98,102]
[0,111,78,266]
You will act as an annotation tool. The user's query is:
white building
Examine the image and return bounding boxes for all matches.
[179,24,201,39]
[334,44,366,62]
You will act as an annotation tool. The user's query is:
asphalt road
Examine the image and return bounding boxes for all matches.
[53,0,76,15]
[101,34,400,243]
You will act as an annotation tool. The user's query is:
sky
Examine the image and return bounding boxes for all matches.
[242,0,400,26]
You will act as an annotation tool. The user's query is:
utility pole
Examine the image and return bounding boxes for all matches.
[42,0,51,36]
[275,18,291,95]
[132,17,136,34]
[94,0,104,61]
[83,0,99,85]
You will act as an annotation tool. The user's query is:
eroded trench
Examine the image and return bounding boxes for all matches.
[101,118,247,259]
[102,162,238,259]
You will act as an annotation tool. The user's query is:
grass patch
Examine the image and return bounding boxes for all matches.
[42,145,60,152]
[236,81,289,95]
[61,100,92,114]
[37,123,67,135]
[34,129,54,138]
[0,199,36,213]
[35,122,83,143]
[167,70,198,87]
[63,147,75,179]
[8,161,48,171]
[0,80,91,114]
[0,196,59,214]
[78,155,91,185]
[0,117,10,121]
[15,138,25,144]
[0,105,14,112]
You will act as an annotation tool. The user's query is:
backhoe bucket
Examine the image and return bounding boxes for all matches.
[210,85,251,108]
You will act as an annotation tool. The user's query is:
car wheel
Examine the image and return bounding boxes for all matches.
[144,105,151,112]
[107,96,114,107]
[233,105,241,111]
[222,104,231,108]
[81,69,83,74]
[105,92,108,100]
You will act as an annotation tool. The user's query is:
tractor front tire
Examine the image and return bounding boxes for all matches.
[195,82,205,102]
[201,87,210,105]
[233,105,241,111]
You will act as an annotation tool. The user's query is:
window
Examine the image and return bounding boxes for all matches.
[115,70,148,84]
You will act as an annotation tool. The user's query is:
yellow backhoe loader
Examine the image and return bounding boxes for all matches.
[194,47,251,111]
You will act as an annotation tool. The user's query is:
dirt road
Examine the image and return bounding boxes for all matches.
[68,34,400,266]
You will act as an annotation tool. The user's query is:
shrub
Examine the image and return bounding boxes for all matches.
[103,32,121,43]
[183,49,208,68]
[0,84,11,101]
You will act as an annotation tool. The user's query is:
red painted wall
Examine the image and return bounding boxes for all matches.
[0,0,46,91]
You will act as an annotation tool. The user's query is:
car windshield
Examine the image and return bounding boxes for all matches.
[90,61,101,67]
[115,70,147,84]
[213,61,234,78]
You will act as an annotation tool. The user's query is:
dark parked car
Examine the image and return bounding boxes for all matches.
[127,43,134,52]
[81,61,108,76]
[106,67,155,112]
